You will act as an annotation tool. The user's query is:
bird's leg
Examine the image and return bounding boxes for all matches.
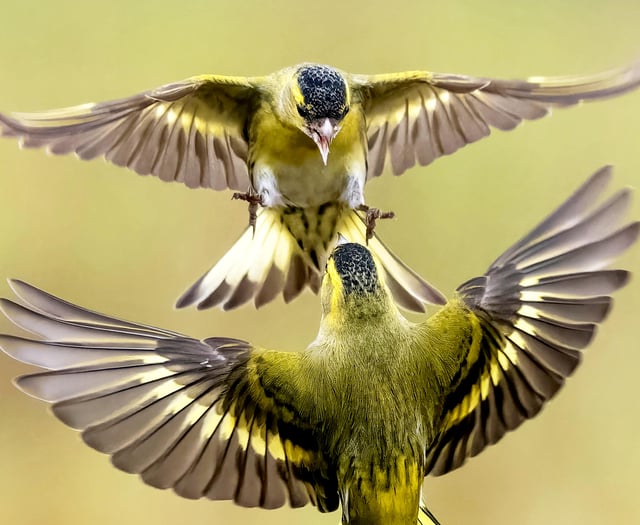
[232,191,264,234]
[357,204,395,242]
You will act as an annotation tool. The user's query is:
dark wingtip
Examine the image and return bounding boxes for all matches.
[174,293,191,310]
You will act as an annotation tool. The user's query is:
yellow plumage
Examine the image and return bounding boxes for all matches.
[2,62,640,312]
[0,166,637,524]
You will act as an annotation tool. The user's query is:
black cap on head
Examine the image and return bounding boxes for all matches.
[297,65,348,121]
[332,243,380,295]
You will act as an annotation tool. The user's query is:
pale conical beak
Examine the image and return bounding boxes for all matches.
[313,118,335,166]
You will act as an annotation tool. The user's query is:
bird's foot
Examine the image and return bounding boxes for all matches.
[232,192,264,234]
[357,205,395,242]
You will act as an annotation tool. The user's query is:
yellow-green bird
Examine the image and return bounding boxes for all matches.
[0,62,640,311]
[2,63,640,312]
[1,166,636,524]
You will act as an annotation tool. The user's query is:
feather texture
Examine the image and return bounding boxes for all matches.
[2,63,639,313]
[0,76,254,191]
[0,280,336,510]
[424,166,638,475]
[0,167,637,524]
[357,63,640,178]
[177,205,444,311]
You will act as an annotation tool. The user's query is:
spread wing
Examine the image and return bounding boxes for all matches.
[0,75,257,191]
[0,280,338,511]
[354,62,640,178]
[422,166,638,476]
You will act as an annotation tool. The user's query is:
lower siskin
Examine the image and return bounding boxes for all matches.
[0,166,637,524]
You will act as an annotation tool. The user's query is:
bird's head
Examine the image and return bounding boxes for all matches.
[291,64,350,165]
[320,240,391,323]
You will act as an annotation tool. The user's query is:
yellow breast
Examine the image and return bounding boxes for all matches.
[249,104,367,207]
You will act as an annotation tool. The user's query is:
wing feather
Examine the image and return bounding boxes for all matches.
[355,62,640,178]
[0,281,337,510]
[423,167,638,476]
[0,75,256,191]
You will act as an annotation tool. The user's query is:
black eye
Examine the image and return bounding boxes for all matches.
[297,105,310,119]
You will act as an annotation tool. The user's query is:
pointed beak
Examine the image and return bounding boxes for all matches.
[313,118,337,166]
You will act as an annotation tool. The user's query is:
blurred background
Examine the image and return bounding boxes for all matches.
[0,1,639,524]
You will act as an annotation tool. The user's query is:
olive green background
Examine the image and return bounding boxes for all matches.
[0,1,639,524]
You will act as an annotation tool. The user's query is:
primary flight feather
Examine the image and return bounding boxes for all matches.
[1,166,636,524]
[2,62,639,311]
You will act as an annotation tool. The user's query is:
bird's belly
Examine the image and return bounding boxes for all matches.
[276,161,349,206]
[254,152,362,208]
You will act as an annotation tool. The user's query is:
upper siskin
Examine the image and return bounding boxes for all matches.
[2,62,640,312]
[1,166,637,524]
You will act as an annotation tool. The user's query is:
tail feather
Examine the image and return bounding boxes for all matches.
[340,212,446,310]
[177,207,444,312]
[176,208,300,310]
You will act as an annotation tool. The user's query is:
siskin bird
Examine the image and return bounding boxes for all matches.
[1,166,637,524]
[2,63,640,312]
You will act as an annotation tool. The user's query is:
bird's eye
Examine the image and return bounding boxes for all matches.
[297,105,310,119]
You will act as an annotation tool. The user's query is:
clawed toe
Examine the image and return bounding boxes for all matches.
[232,192,264,233]
[357,205,395,242]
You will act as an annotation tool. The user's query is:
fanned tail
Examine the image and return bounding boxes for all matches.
[176,207,311,310]
[177,206,445,311]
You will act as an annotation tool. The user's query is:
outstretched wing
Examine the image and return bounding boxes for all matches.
[0,75,257,191]
[354,62,640,178]
[422,166,638,476]
[0,280,338,511]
